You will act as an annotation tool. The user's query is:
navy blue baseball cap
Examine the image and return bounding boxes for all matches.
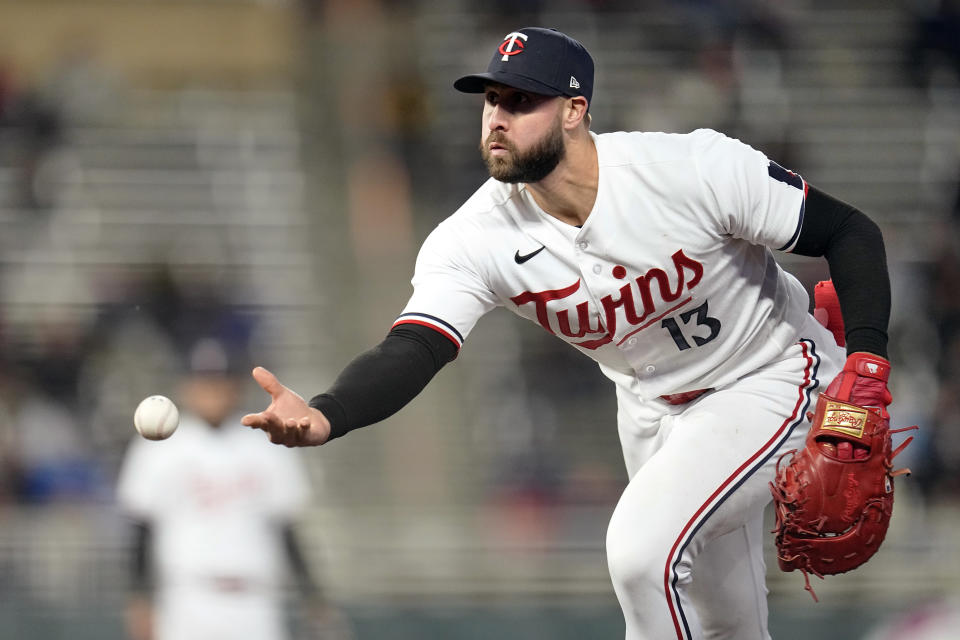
[454,28,594,106]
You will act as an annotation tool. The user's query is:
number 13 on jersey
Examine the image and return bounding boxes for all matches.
[661,301,722,351]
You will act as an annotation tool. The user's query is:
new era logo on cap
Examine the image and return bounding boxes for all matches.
[454,27,594,107]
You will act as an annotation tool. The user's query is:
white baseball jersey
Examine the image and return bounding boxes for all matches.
[117,413,312,640]
[396,128,810,401]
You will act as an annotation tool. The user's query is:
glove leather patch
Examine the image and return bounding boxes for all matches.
[820,400,869,438]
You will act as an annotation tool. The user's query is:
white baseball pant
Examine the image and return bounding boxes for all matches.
[606,315,843,639]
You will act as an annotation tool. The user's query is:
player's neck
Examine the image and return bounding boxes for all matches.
[525,132,598,227]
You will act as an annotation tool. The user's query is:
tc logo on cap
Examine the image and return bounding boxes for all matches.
[498,32,528,61]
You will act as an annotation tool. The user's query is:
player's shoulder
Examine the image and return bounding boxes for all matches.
[453,178,523,223]
[424,179,522,247]
[596,128,752,165]
[684,128,758,157]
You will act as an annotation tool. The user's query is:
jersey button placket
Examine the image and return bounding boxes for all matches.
[575,236,606,342]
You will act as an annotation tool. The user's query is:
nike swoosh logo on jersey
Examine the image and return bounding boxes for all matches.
[514,245,545,264]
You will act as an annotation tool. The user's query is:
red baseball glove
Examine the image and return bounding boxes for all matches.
[770,283,917,601]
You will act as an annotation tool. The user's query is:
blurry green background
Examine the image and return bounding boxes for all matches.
[0,1,957,638]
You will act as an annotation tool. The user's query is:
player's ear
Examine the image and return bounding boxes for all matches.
[563,96,589,131]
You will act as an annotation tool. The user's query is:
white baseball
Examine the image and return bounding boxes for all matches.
[134,395,180,440]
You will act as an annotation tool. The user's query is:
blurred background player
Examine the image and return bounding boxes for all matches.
[116,337,347,640]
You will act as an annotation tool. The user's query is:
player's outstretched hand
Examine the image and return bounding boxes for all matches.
[242,367,331,447]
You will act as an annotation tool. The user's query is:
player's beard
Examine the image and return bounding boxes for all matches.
[480,118,565,184]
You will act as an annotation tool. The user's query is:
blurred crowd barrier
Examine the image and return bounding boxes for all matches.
[0,1,958,639]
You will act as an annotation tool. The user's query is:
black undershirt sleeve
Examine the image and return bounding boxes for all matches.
[130,520,152,595]
[281,523,322,600]
[308,323,458,440]
[790,185,890,358]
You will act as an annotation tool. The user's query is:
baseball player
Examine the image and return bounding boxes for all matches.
[117,338,324,640]
[243,28,896,640]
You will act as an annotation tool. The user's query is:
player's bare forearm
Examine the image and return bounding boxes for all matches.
[242,367,332,446]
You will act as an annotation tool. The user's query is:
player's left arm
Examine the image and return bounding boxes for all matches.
[770,188,918,594]
[692,131,893,410]
[125,520,155,640]
[790,185,893,414]
[791,185,889,358]
[282,522,356,634]
[281,522,322,599]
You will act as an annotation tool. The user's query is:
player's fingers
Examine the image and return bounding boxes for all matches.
[267,420,297,445]
[241,410,281,430]
[241,412,265,427]
[297,421,312,446]
[280,421,309,447]
[251,366,285,397]
[813,307,829,328]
